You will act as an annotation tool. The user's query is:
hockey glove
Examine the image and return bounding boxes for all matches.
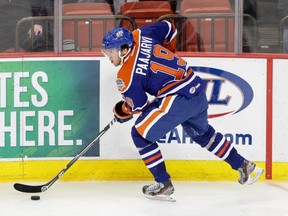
[113,101,133,123]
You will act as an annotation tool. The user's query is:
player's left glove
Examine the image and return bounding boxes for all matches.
[113,101,133,123]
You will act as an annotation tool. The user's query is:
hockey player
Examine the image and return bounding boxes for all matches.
[101,21,264,201]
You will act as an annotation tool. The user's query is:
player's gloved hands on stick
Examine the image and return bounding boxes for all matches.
[113,101,133,123]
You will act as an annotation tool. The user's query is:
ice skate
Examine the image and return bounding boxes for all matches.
[142,179,176,202]
[238,159,264,185]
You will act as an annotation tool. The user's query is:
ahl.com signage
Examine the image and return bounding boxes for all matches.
[192,66,254,118]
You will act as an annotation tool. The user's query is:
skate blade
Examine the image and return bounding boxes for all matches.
[144,194,176,202]
[246,167,264,185]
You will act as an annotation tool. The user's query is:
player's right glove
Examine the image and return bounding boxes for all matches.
[113,101,133,123]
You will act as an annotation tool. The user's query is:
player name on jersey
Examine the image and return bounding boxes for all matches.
[135,36,153,76]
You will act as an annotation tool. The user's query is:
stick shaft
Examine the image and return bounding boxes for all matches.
[14,118,116,193]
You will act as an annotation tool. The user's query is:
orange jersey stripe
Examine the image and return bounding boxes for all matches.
[136,95,174,137]
[216,140,230,157]
[156,68,194,97]
[117,30,141,93]
[144,152,162,164]
[163,34,177,52]
[162,21,177,52]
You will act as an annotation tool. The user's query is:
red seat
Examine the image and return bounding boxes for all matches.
[180,0,233,14]
[176,17,205,52]
[120,1,174,30]
[180,0,234,52]
[62,2,113,15]
[62,3,115,51]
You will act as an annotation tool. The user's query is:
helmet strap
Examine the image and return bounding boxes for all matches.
[118,48,131,65]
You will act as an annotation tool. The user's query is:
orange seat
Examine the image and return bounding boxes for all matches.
[180,0,234,52]
[62,3,115,51]
[120,1,174,30]
[62,2,113,15]
[180,0,233,14]
[176,17,205,52]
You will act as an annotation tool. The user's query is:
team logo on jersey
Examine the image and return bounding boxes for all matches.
[116,78,125,90]
[192,66,254,118]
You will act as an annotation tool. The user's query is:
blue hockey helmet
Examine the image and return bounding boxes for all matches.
[102,27,134,50]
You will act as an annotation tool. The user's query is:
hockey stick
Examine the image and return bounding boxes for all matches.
[14,118,116,193]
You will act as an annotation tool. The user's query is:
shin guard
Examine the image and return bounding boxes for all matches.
[206,133,244,170]
[139,143,170,182]
[193,126,244,170]
[132,126,170,182]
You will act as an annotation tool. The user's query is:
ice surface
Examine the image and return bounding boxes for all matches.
[1,181,288,216]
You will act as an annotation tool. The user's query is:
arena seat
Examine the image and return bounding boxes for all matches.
[120,1,174,30]
[180,0,233,14]
[62,2,113,15]
[62,3,114,51]
[255,0,280,53]
[179,0,234,52]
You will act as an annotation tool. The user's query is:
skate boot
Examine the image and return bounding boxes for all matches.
[238,159,264,185]
[142,179,175,202]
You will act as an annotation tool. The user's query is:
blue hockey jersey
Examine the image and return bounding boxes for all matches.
[116,21,205,113]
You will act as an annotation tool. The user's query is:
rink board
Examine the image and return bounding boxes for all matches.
[0,56,287,181]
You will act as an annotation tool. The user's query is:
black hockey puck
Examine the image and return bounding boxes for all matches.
[31,195,40,201]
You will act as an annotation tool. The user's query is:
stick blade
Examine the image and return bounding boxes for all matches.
[14,183,44,193]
